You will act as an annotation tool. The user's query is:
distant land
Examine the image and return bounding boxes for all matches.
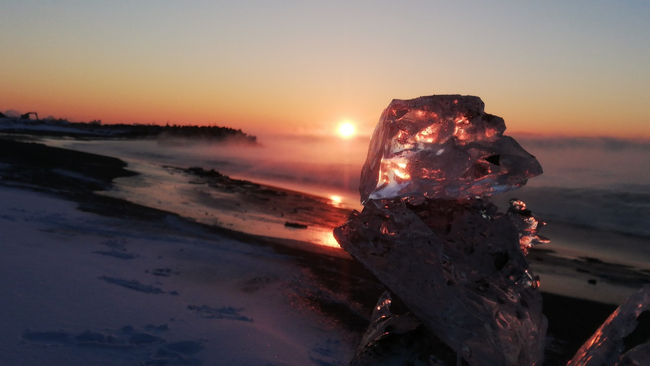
[0,111,256,143]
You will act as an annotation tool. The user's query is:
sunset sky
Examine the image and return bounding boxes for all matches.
[2,1,649,138]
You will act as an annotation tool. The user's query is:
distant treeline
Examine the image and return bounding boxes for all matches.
[85,122,257,143]
[0,115,257,143]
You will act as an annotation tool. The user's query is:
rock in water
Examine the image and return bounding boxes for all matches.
[336,94,548,366]
[568,285,650,366]
[359,95,542,203]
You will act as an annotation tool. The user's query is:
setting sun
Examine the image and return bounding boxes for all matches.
[337,121,356,139]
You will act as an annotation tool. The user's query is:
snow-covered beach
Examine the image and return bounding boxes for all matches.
[0,135,367,365]
[0,185,365,365]
[0,133,648,365]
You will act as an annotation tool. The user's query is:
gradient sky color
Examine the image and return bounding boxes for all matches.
[2,1,649,138]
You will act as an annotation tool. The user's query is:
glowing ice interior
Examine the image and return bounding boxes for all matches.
[360,95,543,203]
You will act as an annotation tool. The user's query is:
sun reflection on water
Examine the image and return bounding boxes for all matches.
[319,231,341,248]
[329,194,342,207]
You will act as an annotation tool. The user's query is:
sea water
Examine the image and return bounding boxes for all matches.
[44,134,650,303]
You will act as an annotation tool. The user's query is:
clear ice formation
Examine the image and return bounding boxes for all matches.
[336,95,549,366]
[351,291,459,366]
[507,199,551,256]
[335,199,547,366]
[359,95,542,203]
[568,285,650,366]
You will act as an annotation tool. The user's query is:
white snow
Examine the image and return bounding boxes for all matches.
[0,186,355,366]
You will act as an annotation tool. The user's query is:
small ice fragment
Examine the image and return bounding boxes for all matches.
[568,285,650,365]
[350,291,457,366]
[507,198,551,255]
[516,269,541,289]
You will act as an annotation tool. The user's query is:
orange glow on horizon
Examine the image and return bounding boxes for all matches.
[2,1,649,140]
[3,90,648,139]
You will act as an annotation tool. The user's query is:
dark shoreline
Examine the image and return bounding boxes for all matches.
[0,118,257,143]
[0,136,627,364]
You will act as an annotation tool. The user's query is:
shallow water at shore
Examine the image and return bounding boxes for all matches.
[102,159,344,248]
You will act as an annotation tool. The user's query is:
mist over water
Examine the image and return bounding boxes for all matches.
[505,136,650,237]
[200,134,650,238]
[54,133,650,237]
[193,133,369,200]
[517,136,650,191]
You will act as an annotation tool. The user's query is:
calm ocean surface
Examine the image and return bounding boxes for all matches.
[45,134,650,303]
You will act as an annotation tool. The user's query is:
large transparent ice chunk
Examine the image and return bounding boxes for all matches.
[360,95,542,203]
[338,93,550,365]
